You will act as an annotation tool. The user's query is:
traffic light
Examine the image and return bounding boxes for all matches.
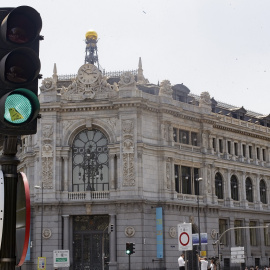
[0,6,42,135]
[126,242,135,255]
[130,243,135,254]
[126,242,131,255]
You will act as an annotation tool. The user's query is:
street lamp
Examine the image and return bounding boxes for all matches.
[196,177,203,270]
[35,182,44,257]
[212,233,224,270]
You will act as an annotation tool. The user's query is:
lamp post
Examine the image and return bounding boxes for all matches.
[212,233,224,270]
[35,182,44,257]
[196,177,203,270]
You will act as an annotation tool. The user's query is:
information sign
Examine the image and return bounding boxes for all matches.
[178,223,192,251]
[38,257,46,270]
[231,246,245,263]
[53,250,70,268]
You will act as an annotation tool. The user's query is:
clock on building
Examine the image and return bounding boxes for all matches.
[77,64,100,84]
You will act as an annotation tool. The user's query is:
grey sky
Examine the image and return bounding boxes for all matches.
[8,0,270,114]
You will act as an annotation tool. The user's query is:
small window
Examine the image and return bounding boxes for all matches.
[249,145,252,159]
[179,130,189,144]
[215,172,223,199]
[219,219,228,246]
[234,142,238,156]
[262,149,266,161]
[173,128,177,142]
[260,180,267,204]
[191,132,198,146]
[231,175,239,201]
[219,139,223,153]
[234,220,243,246]
[257,147,260,159]
[264,223,270,246]
[213,138,216,151]
[227,141,231,154]
[246,177,253,203]
[242,144,246,157]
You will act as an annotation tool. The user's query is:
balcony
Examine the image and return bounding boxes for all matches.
[67,191,110,201]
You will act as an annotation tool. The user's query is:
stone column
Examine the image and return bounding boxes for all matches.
[244,218,251,264]
[255,174,262,209]
[225,169,232,207]
[63,156,69,191]
[62,215,69,249]
[109,154,115,190]
[240,172,247,207]
[259,219,266,258]
[229,217,235,247]
[109,214,117,270]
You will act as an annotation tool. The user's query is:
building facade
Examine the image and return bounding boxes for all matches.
[14,47,270,269]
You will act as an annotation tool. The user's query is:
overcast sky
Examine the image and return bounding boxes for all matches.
[8,0,270,115]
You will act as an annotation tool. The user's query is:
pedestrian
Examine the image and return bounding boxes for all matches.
[210,259,216,270]
[178,253,185,270]
[198,256,208,270]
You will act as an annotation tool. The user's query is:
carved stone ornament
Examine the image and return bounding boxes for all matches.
[169,227,177,238]
[122,120,134,135]
[61,64,117,101]
[40,78,56,92]
[159,80,173,97]
[43,125,53,141]
[42,228,52,239]
[125,226,135,237]
[199,91,211,107]
[210,229,217,239]
[118,72,137,90]
[85,204,92,215]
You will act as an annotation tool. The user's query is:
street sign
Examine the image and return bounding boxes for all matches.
[53,250,70,268]
[231,247,245,263]
[192,233,208,245]
[178,223,192,251]
[16,172,31,266]
[38,257,46,270]
[0,170,4,251]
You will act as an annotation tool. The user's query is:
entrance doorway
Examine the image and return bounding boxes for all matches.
[73,215,109,270]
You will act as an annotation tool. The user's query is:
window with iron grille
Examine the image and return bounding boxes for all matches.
[72,129,109,192]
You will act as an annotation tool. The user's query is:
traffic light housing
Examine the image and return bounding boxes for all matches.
[0,6,42,135]
[126,242,131,255]
[126,242,135,255]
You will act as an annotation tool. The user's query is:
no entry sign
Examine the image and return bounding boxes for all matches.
[178,223,192,251]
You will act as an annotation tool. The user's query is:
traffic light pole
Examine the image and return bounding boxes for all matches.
[0,135,19,270]
[128,254,130,270]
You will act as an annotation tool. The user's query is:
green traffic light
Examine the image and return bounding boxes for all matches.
[126,250,131,255]
[4,93,32,124]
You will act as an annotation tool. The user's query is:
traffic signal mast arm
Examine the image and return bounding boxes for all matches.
[214,224,270,245]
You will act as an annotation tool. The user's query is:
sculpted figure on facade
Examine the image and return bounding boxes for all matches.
[159,80,173,98]
[42,124,54,189]
[122,120,135,186]
[199,91,211,107]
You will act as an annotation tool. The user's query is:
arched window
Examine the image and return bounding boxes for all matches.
[245,177,253,202]
[260,179,267,204]
[215,172,223,199]
[72,129,109,192]
[231,175,239,201]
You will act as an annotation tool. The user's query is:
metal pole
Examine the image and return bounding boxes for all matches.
[197,178,202,270]
[41,182,43,257]
[0,135,20,270]
[128,254,130,270]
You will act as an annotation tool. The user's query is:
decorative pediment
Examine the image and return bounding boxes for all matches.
[61,64,117,101]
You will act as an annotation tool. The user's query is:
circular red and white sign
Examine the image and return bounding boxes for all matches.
[179,232,190,246]
[16,172,31,267]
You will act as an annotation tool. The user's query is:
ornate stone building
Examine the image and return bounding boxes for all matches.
[16,37,270,270]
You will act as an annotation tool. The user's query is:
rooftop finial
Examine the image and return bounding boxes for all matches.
[85,30,100,68]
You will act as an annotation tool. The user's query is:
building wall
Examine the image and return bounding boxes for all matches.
[17,70,270,270]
